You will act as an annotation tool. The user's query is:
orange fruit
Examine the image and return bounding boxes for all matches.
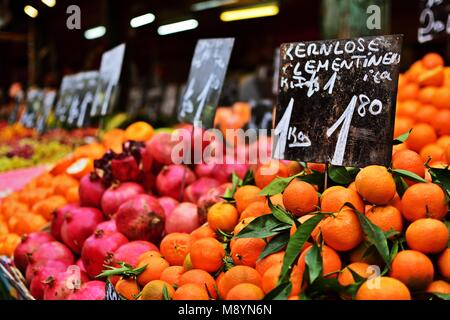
[438,249,450,281]
[406,218,448,254]
[137,257,170,286]
[401,183,448,221]
[0,221,8,236]
[233,217,255,236]
[102,129,125,153]
[255,251,285,276]
[404,61,425,83]
[431,87,450,109]
[415,104,438,125]
[0,233,21,256]
[418,87,437,104]
[190,224,216,241]
[261,263,301,296]
[388,193,403,213]
[365,205,403,235]
[422,53,444,69]
[397,100,421,118]
[173,283,210,300]
[66,158,94,180]
[320,207,363,252]
[355,165,396,205]
[420,143,444,163]
[50,156,75,176]
[398,83,419,101]
[73,143,106,160]
[19,188,53,207]
[32,195,68,220]
[124,121,154,142]
[406,123,437,153]
[218,266,262,299]
[297,245,342,280]
[254,160,290,189]
[306,162,326,173]
[234,185,264,213]
[320,187,365,213]
[115,278,140,300]
[141,280,174,300]
[137,250,162,264]
[426,280,450,295]
[437,136,450,149]
[390,250,434,291]
[159,266,184,288]
[432,110,450,136]
[282,180,318,216]
[321,186,346,200]
[418,66,445,87]
[207,202,239,233]
[52,175,79,197]
[446,145,450,164]
[66,186,79,204]
[239,201,270,221]
[392,150,425,184]
[190,238,225,273]
[394,116,415,139]
[338,262,371,287]
[226,283,264,300]
[179,269,217,299]
[355,277,411,300]
[232,102,252,124]
[160,233,192,266]
[231,238,266,268]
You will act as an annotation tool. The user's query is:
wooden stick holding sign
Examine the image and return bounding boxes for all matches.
[177,38,235,200]
[273,35,403,169]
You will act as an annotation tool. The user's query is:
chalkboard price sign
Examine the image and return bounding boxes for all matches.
[55,75,76,123]
[418,0,450,43]
[178,38,234,128]
[274,35,403,168]
[20,89,43,128]
[36,90,56,133]
[91,43,126,117]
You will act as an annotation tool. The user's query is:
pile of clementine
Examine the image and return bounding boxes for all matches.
[395,53,450,166]
[0,172,80,256]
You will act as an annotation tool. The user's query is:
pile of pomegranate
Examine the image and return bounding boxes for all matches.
[13,126,268,300]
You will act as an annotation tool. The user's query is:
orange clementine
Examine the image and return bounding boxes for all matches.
[356,277,411,300]
[397,83,419,101]
[218,266,262,299]
[160,233,192,266]
[115,278,140,300]
[282,180,318,216]
[52,175,78,197]
[190,224,216,241]
[207,202,239,232]
[297,245,342,280]
[418,66,445,87]
[159,266,184,288]
[438,249,450,281]
[406,218,448,254]
[73,143,106,160]
[397,100,421,118]
[415,104,438,124]
[190,238,225,273]
[320,187,365,213]
[32,195,67,220]
[392,149,425,184]
[437,135,450,149]
[355,165,396,205]
[338,262,371,287]
[394,116,415,139]
[141,280,174,300]
[226,283,264,300]
[234,185,264,213]
[390,250,434,291]
[255,251,285,276]
[406,123,437,152]
[124,121,154,142]
[179,269,217,299]
[426,280,450,295]
[261,263,301,296]
[231,238,266,268]
[420,143,444,163]
[418,87,437,104]
[173,283,210,300]
[401,183,448,221]
[431,87,450,109]
[320,207,363,252]
[137,250,162,264]
[239,201,270,221]
[254,160,290,189]
[137,257,170,286]
[432,110,450,136]
[365,205,403,235]
[65,186,79,203]
[422,53,444,69]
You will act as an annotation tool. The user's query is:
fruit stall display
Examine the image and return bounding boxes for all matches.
[0,123,98,173]
[0,54,449,301]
